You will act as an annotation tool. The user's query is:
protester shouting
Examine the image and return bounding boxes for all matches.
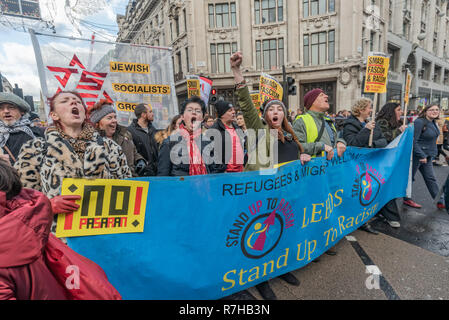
[293,89,347,161]
[87,100,147,177]
[342,98,401,232]
[231,51,311,300]
[208,100,246,174]
[127,103,159,176]
[157,96,210,176]
[14,91,132,233]
[404,105,446,210]
[292,87,347,257]
[0,93,44,165]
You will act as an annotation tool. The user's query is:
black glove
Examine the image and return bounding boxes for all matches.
[135,159,147,176]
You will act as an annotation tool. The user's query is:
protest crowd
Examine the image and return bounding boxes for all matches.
[1,52,449,300]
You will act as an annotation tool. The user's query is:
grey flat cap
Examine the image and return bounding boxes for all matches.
[0,92,31,114]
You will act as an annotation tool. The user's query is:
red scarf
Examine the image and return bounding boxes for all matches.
[179,124,207,176]
[224,124,244,173]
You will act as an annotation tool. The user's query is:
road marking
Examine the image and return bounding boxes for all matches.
[346,236,401,300]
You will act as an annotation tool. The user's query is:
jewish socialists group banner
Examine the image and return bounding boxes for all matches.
[29,30,178,130]
[66,127,414,300]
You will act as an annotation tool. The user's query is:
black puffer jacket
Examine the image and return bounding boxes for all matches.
[157,129,210,177]
[127,119,159,176]
[4,126,44,164]
[207,119,246,174]
[343,115,387,148]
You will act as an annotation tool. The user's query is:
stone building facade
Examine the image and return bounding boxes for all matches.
[117,0,449,114]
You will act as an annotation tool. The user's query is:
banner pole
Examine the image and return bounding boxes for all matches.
[28,28,50,120]
[369,93,378,147]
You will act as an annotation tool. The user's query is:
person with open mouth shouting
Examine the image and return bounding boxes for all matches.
[230,51,311,301]
[157,96,210,177]
[14,91,132,233]
[87,100,147,177]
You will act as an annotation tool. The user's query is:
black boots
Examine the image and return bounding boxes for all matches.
[279,272,300,286]
[255,281,277,300]
[255,272,300,300]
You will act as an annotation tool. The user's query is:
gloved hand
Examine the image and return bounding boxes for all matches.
[50,195,81,215]
[135,159,147,176]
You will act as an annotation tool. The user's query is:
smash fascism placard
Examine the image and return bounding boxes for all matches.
[364,53,390,94]
[55,179,149,238]
[187,79,201,98]
[259,73,283,104]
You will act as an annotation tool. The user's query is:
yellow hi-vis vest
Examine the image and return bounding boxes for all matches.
[296,113,337,157]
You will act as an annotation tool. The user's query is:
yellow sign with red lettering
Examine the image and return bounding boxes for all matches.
[364,53,390,94]
[187,79,201,98]
[250,91,261,112]
[55,179,149,238]
[259,73,283,104]
[404,70,412,104]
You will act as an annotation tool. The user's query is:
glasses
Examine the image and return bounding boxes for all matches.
[185,108,203,114]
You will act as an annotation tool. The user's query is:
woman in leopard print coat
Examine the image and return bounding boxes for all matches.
[14,91,131,231]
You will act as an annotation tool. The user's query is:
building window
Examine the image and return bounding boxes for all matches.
[183,8,187,33]
[421,1,429,32]
[210,42,238,73]
[303,0,335,18]
[186,47,190,72]
[387,44,400,72]
[256,38,284,70]
[208,2,237,28]
[254,0,284,24]
[303,31,335,66]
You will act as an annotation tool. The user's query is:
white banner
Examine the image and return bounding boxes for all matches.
[29,30,178,130]
[186,74,213,107]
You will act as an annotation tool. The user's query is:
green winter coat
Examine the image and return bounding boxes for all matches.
[236,85,292,172]
[292,110,346,157]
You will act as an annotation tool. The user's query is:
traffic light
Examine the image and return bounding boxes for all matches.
[210,88,218,105]
[287,77,297,96]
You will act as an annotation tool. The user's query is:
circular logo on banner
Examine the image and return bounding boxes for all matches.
[241,211,284,260]
[357,169,382,207]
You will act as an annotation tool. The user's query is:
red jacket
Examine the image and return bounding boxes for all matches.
[0,189,67,300]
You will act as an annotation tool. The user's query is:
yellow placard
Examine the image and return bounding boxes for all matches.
[55,179,149,238]
[250,91,261,111]
[364,53,390,94]
[404,70,412,104]
[112,83,171,95]
[110,61,150,74]
[260,73,283,104]
[115,101,140,113]
[187,79,201,98]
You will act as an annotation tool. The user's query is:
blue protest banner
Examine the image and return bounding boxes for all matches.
[67,127,414,300]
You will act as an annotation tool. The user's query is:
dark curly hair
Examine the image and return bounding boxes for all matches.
[376,102,401,129]
[0,159,22,200]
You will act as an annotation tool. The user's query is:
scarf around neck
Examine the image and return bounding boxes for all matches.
[50,124,96,160]
[179,124,207,176]
[0,117,35,148]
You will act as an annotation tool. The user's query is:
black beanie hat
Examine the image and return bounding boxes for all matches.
[215,100,234,118]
